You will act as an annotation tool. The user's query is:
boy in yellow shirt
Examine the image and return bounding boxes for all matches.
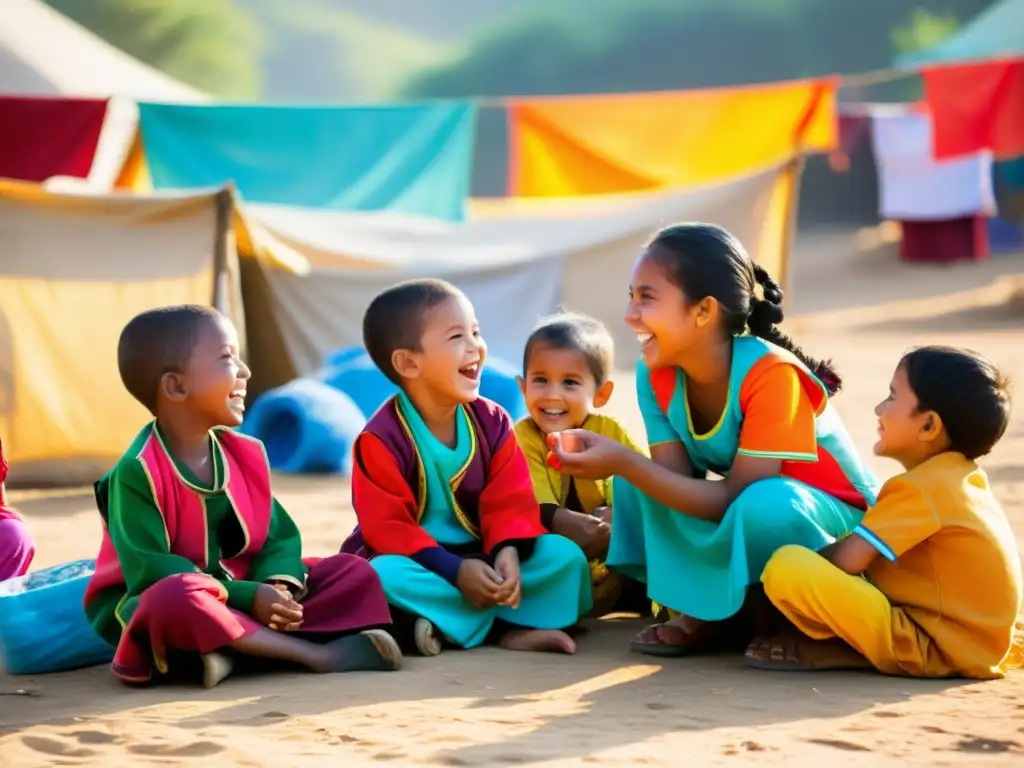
[515,312,649,616]
[751,345,1022,678]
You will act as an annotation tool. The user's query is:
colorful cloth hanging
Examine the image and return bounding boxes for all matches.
[0,96,107,181]
[870,107,996,221]
[506,77,837,196]
[137,101,477,221]
[923,59,1024,161]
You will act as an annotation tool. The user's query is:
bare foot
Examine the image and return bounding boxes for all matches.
[308,629,404,673]
[500,628,577,654]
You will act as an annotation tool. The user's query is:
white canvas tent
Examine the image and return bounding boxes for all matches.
[246,160,801,374]
[0,0,205,186]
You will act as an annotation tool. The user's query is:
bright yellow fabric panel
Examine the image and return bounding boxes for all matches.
[508,78,837,197]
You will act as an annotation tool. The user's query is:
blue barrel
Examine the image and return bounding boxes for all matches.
[242,379,366,474]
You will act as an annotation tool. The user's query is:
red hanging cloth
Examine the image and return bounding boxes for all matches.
[0,96,108,181]
[923,58,1024,161]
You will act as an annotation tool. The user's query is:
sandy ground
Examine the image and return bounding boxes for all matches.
[2,230,1024,766]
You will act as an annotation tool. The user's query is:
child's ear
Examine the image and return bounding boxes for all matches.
[918,410,944,444]
[391,349,420,380]
[593,380,614,409]
[516,375,526,396]
[160,371,188,402]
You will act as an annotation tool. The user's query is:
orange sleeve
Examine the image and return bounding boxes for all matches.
[737,361,818,462]
[350,432,442,557]
[855,476,939,561]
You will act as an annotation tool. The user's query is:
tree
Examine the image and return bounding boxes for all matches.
[397,0,1000,99]
[891,9,961,55]
[43,0,265,98]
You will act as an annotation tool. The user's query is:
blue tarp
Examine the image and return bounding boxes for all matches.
[895,0,1024,67]
[137,101,477,221]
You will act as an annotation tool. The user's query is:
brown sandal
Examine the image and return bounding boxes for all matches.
[629,619,722,657]
[744,633,873,672]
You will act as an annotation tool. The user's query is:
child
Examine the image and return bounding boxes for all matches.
[751,346,1023,678]
[548,223,880,657]
[341,279,592,656]
[84,305,401,688]
[0,436,35,581]
[514,312,649,616]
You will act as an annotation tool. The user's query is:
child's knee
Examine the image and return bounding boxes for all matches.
[761,544,818,596]
[142,573,215,610]
[538,533,589,568]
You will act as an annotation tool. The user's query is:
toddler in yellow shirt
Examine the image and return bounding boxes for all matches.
[514,312,649,616]
[751,345,1022,678]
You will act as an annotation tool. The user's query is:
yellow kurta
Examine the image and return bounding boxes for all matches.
[515,414,646,611]
[762,452,1024,678]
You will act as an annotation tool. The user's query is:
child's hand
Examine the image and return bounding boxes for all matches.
[253,583,303,631]
[493,546,522,609]
[456,559,505,608]
[552,508,610,560]
[594,505,613,525]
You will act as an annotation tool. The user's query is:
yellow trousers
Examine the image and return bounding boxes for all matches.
[761,545,955,677]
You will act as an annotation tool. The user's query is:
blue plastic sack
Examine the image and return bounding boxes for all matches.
[0,559,114,675]
[242,378,366,474]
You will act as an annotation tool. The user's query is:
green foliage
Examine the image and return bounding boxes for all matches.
[397,0,999,99]
[43,0,265,98]
[891,9,961,54]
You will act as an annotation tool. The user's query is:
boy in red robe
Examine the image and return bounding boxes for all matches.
[341,279,592,656]
[85,305,401,688]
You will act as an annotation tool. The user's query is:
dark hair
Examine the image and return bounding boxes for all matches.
[117,304,222,414]
[648,222,841,395]
[363,278,464,386]
[523,311,614,386]
[901,346,1011,460]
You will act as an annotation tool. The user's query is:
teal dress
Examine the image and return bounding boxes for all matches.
[370,393,592,648]
[608,336,879,621]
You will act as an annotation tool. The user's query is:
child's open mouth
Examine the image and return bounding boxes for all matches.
[541,408,568,417]
[636,332,654,347]
[229,391,247,410]
[459,363,480,381]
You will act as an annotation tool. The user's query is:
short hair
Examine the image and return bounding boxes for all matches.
[117,304,222,414]
[522,311,614,386]
[363,278,464,386]
[901,345,1012,460]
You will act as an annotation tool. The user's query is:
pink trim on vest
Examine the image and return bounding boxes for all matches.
[85,426,275,606]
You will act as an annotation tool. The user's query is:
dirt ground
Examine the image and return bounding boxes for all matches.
[2,229,1023,766]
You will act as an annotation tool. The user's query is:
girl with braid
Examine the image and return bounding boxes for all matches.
[548,223,880,658]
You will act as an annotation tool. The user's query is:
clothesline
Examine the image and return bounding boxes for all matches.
[467,54,1024,109]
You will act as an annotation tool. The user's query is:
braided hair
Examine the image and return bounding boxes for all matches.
[648,223,842,395]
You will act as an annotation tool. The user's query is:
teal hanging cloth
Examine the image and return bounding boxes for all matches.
[137,101,477,221]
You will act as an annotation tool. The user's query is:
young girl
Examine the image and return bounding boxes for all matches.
[549,223,880,656]
[0,437,35,582]
[751,346,1022,677]
[85,305,401,687]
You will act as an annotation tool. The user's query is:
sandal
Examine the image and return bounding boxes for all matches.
[744,633,874,672]
[629,619,722,657]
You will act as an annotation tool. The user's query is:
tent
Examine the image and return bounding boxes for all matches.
[895,0,1024,67]
[0,180,246,485]
[1,160,799,486]
[0,0,205,186]
[247,159,802,375]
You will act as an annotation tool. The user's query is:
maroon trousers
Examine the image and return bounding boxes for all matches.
[112,553,392,683]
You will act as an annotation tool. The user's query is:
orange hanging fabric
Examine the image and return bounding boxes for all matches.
[507,77,838,197]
